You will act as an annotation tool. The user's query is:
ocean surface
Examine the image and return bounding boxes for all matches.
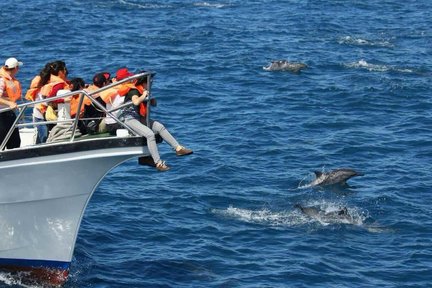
[1,0,432,287]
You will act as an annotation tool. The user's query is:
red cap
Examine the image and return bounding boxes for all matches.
[116,67,134,81]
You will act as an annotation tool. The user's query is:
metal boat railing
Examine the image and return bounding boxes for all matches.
[0,71,154,151]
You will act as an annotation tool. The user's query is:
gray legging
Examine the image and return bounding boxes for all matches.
[125,118,179,164]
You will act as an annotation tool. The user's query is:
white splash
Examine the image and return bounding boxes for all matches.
[345,59,414,73]
[118,0,171,9]
[338,36,394,48]
[310,201,365,226]
[346,59,390,72]
[0,272,37,288]
[297,167,326,189]
[212,205,307,227]
[211,200,393,233]
[194,2,227,8]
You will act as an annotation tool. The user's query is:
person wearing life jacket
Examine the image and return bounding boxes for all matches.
[69,77,86,119]
[117,67,192,172]
[24,74,41,102]
[61,77,85,134]
[38,60,70,102]
[32,60,70,142]
[80,72,110,134]
[0,57,22,149]
[102,70,128,135]
[24,63,51,143]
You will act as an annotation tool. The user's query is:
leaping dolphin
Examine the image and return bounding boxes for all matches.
[310,168,364,187]
[263,60,307,73]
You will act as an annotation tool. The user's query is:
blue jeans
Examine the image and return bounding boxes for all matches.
[34,117,48,143]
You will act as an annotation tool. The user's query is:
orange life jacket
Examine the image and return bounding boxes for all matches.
[117,83,147,117]
[100,87,120,104]
[0,67,22,102]
[40,75,69,97]
[135,85,147,117]
[24,75,41,101]
[99,82,135,106]
[116,82,136,97]
[70,85,101,117]
[37,75,69,114]
[69,93,84,118]
[83,84,100,106]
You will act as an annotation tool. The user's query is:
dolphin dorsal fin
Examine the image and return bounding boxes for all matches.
[314,171,323,178]
[338,207,348,215]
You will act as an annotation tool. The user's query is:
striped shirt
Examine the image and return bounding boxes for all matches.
[0,77,5,97]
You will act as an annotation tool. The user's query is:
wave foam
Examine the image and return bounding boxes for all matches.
[117,0,171,9]
[338,36,394,48]
[212,205,307,227]
[0,272,38,288]
[345,59,414,73]
[213,202,369,228]
[194,2,227,8]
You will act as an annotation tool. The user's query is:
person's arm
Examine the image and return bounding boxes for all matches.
[130,89,149,106]
[0,98,17,109]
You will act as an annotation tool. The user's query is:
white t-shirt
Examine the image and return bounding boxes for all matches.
[105,94,124,124]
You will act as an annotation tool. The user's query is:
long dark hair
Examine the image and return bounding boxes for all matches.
[135,71,154,87]
[37,60,67,88]
[69,78,85,92]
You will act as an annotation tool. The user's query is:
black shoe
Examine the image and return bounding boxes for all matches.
[138,156,156,167]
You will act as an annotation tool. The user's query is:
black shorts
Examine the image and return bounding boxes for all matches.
[0,110,21,150]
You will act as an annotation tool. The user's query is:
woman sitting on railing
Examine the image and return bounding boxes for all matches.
[116,68,192,172]
[0,57,23,149]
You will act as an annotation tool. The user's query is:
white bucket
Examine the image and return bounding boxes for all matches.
[116,129,129,137]
[19,127,38,147]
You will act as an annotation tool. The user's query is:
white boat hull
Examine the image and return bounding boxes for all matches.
[0,137,149,285]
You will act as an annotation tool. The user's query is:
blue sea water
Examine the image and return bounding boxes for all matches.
[1,0,432,287]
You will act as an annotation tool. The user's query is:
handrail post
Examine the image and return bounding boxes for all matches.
[69,93,85,142]
[146,74,152,126]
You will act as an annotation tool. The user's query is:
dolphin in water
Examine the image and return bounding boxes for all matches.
[294,204,390,232]
[294,204,354,224]
[309,168,364,187]
[263,60,307,73]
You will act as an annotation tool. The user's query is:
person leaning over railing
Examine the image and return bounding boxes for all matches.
[116,68,193,172]
[0,57,22,149]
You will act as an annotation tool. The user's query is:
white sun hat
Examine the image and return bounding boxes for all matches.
[4,57,23,69]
